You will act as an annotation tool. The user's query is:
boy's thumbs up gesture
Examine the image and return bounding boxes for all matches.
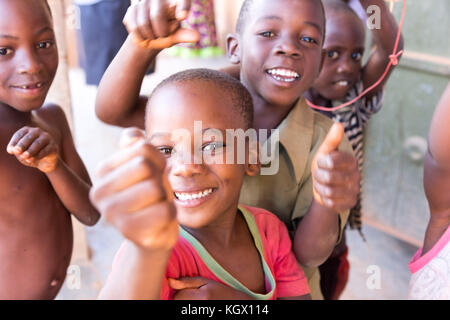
[90,128,178,252]
[311,123,361,212]
[123,0,200,50]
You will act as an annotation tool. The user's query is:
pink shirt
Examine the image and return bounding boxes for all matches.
[161,205,309,299]
[111,205,310,300]
[409,225,450,299]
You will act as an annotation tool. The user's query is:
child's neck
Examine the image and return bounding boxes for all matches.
[305,88,331,106]
[251,93,298,138]
[0,102,32,123]
[182,207,243,250]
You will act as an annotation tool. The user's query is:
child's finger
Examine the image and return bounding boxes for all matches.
[93,155,163,200]
[36,144,56,160]
[124,7,145,42]
[14,130,41,154]
[136,1,155,40]
[169,28,200,46]
[316,151,358,171]
[313,179,359,200]
[108,201,178,250]
[313,168,360,188]
[7,127,30,153]
[22,136,51,159]
[175,0,191,20]
[96,141,166,178]
[150,0,172,38]
[92,177,168,216]
[135,27,199,49]
[316,122,345,156]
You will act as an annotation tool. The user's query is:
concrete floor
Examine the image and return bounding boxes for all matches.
[56,53,419,300]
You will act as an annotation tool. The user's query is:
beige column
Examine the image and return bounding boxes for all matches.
[47,0,89,263]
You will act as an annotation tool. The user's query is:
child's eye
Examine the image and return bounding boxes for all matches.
[352,52,362,61]
[202,142,225,153]
[327,51,339,60]
[157,147,173,157]
[37,40,55,49]
[301,36,318,44]
[0,47,13,56]
[259,31,275,38]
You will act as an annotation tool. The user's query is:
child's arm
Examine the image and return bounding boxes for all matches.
[90,128,178,299]
[294,123,360,267]
[6,105,100,226]
[359,0,404,98]
[95,0,198,128]
[422,83,450,254]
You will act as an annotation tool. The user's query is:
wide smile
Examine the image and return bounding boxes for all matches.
[266,68,301,84]
[10,82,47,97]
[173,187,217,208]
[332,80,352,89]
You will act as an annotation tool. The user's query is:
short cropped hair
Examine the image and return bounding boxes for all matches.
[148,68,254,129]
[236,0,326,36]
[322,0,360,20]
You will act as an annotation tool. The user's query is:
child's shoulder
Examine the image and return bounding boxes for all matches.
[33,103,71,132]
[311,108,335,133]
[240,205,286,230]
[35,103,66,119]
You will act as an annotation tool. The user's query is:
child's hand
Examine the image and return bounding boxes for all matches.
[123,0,200,50]
[7,126,60,173]
[169,277,253,300]
[90,128,178,252]
[311,123,361,212]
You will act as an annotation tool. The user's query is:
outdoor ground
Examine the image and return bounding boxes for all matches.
[56,52,418,300]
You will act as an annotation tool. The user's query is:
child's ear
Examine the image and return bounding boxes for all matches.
[226,33,241,65]
[246,162,260,177]
[245,139,261,177]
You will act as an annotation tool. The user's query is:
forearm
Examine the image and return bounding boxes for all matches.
[95,35,159,127]
[293,200,340,267]
[361,0,404,54]
[46,158,100,226]
[98,241,172,300]
[423,213,450,255]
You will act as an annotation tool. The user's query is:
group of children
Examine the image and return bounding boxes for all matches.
[0,0,448,300]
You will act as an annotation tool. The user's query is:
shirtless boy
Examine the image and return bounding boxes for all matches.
[0,0,99,299]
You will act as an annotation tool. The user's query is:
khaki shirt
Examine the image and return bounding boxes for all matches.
[239,98,353,300]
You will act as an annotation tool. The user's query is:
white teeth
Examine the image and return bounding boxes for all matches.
[267,68,300,78]
[21,86,27,89]
[267,68,300,82]
[336,81,349,87]
[36,83,43,88]
[175,188,214,201]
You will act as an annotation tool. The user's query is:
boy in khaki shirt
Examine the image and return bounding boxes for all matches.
[239,97,353,299]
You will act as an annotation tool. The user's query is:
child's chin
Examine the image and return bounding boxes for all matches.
[14,102,44,112]
[263,90,301,108]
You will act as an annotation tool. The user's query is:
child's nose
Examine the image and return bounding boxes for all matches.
[16,49,43,75]
[274,36,302,59]
[337,59,354,74]
[170,152,206,178]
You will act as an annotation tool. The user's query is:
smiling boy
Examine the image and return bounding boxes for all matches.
[91,69,311,300]
[0,0,99,299]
